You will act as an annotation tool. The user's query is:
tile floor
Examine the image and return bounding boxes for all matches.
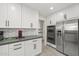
[40,45,65,56]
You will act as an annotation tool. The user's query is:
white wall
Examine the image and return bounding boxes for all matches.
[47,4,79,25]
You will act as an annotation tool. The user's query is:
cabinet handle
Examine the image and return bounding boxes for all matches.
[50,20,51,24]
[33,44,36,49]
[14,47,22,50]
[8,20,9,26]
[31,23,33,28]
[14,43,22,46]
[32,40,37,42]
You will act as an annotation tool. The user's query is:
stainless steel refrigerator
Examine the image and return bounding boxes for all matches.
[56,21,64,53]
[56,19,79,56]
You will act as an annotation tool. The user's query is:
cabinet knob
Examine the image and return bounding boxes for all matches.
[32,40,37,42]
[8,20,9,26]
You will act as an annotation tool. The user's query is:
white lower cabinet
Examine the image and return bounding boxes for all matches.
[33,38,42,55]
[8,42,24,56]
[0,45,8,56]
[0,38,42,56]
[24,40,34,56]
[24,38,42,56]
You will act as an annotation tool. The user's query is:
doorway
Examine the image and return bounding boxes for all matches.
[39,20,45,45]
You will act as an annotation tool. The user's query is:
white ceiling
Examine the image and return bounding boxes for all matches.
[25,3,75,17]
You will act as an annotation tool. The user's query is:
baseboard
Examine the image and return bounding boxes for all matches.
[47,42,56,48]
[56,49,68,56]
[36,53,42,56]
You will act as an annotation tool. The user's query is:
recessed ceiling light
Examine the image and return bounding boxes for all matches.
[50,7,54,10]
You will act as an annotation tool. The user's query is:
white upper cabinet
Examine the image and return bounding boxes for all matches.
[46,17,50,26]
[47,16,54,26]
[47,5,79,26]
[32,11,39,28]
[0,4,7,28]
[7,3,21,28]
[22,4,39,28]
[22,4,31,28]
[55,12,65,22]
[0,3,39,28]
[65,5,79,19]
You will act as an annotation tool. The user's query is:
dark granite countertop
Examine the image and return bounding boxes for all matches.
[0,35,42,46]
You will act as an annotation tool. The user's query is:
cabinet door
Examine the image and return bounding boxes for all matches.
[65,6,79,19]
[24,40,34,56]
[0,45,8,56]
[47,17,51,26]
[33,38,42,55]
[9,42,24,56]
[22,5,31,28]
[24,39,42,56]
[46,20,50,26]
[0,3,7,28]
[35,38,42,55]
[7,3,21,28]
[32,11,39,28]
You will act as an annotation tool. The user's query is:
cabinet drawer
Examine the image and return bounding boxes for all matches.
[32,38,42,43]
[9,42,23,49]
[32,39,38,42]
[9,42,24,56]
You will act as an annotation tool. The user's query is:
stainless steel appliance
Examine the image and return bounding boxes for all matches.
[56,19,79,56]
[56,21,64,53]
[64,19,78,56]
[47,26,55,45]
[0,31,4,41]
